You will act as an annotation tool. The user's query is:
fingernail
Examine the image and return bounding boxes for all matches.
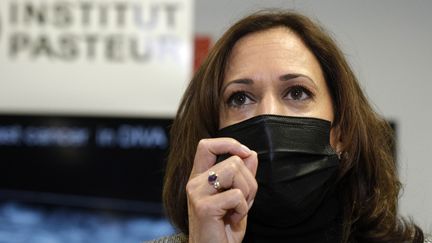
[241,145,251,154]
[248,199,254,210]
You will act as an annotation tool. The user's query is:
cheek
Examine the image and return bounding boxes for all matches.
[219,110,228,129]
[310,75,335,122]
[314,91,335,122]
[219,107,249,129]
[317,94,338,149]
[219,105,237,129]
[320,103,335,123]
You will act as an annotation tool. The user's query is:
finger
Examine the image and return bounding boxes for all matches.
[221,154,257,203]
[212,156,251,196]
[189,155,249,195]
[240,151,259,203]
[194,155,258,204]
[212,189,249,224]
[191,138,252,175]
[242,150,258,176]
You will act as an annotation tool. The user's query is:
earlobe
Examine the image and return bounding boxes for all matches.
[330,126,343,155]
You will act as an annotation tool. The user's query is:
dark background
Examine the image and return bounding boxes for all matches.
[0,114,172,214]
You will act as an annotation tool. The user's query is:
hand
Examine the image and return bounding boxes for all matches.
[186,138,258,243]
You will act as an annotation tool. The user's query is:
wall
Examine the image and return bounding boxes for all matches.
[195,0,432,232]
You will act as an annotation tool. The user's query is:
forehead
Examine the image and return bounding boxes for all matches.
[224,27,324,84]
[230,27,305,59]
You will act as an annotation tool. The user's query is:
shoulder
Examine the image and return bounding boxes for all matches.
[144,233,187,243]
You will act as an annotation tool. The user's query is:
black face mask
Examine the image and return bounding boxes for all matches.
[216,115,341,243]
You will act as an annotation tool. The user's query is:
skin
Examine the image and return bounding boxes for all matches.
[220,27,334,127]
[186,27,340,243]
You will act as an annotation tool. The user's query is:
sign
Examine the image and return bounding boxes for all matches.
[0,0,194,116]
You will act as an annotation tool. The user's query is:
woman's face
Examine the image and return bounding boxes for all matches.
[219,27,338,147]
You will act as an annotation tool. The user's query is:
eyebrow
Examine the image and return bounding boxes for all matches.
[222,73,317,93]
[221,78,253,93]
[279,73,317,87]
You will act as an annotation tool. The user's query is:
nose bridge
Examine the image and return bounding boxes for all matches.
[257,93,284,116]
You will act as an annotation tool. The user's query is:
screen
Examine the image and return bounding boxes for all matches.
[0,114,172,215]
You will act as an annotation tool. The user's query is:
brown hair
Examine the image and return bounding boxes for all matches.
[163,10,423,242]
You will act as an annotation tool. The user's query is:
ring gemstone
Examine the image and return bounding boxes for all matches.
[208,171,218,183]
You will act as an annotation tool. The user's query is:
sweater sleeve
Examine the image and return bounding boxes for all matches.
[425,234,432,243]
[144,233,187,243]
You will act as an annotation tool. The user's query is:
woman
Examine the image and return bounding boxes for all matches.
[151,10,429,243]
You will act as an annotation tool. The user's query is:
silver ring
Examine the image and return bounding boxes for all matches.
[213,180,221,190]
[208,171,221,190]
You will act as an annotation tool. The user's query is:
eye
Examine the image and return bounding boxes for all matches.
[286,85,313,101]
[227,91,254,108]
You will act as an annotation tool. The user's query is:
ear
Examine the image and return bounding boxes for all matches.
[330,125,343,154]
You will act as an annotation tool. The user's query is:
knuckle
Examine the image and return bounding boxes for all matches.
[251,180,258,194]
[185,181,193,195]
[227,137,239,146]
[197,139,210,150]
[185,181,196,199]
[252,150,258,159]
[229,156,242,170]
[243,185,250,198]
[232,188,244,199]
[185,178,200,197]
[240,201,249,215]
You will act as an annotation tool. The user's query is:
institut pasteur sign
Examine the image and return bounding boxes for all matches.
[0,0,194,116]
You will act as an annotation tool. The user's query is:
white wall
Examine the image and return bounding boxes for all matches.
[195,0,432,232]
